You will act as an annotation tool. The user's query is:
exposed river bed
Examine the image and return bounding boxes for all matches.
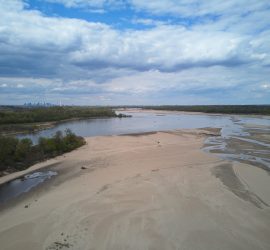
[1,109,269,204]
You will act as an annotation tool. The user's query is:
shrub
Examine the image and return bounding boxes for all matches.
[0,136,19,170]
[15,138,32,161]
[0,130,85,173]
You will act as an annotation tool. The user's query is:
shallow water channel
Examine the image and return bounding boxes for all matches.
[0,171,57,203]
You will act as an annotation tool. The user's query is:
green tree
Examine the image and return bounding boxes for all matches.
[38,137,56,155]
[15,138,32,161]
[0,136,18,170]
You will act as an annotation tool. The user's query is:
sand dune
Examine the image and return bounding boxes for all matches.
[0,129,269,250]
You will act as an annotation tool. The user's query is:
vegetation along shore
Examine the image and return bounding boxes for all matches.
[0,106,128,135]
[117,105,270,115]
[0,129,85,176]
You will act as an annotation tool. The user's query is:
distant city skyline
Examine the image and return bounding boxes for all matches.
[23,102,56,107]
[0,0,270,105]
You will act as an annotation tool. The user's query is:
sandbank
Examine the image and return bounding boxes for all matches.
[0,129,269,250]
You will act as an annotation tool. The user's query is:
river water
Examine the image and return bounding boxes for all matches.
[1,109,269,204]
[0,171,57,204]
[17,109,270,169]
[17,110,268,141]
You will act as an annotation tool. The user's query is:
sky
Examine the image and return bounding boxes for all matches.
[0,0,270,105]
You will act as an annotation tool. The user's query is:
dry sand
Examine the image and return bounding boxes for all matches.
[0,129,269,250]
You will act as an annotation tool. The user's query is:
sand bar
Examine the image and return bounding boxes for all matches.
[0,129,269,250]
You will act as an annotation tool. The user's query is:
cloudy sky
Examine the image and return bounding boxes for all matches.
[0,0,269,105]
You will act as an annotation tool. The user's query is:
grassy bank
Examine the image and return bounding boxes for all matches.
[0,129,85,175]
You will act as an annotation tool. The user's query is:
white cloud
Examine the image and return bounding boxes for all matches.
[1,0,268,75]
[69,25,246,71]
[45,0,270,17]
[131,18,168,26]
[46,0,126,9]
[261,83,270,90]
[0,0,269,104]
[130,0,269,16]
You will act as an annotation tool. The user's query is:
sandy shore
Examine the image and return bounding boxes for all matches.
[0,129,269,250]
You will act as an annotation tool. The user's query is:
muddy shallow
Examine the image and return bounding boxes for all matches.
[0,170,57,203]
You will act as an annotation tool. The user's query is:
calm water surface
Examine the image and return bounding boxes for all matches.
[17,111,258,142]
[0,171,57,203]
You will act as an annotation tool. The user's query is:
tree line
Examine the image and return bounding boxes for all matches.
[141,105,270,115]
[0,106,118,125]
[0,129,85,174]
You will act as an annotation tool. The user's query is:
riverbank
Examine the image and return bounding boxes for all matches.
[120,108,270,118]
[0,106,124,136]
[0,129,269,249]
[0,116,125,136]
[140,105,270,115]
[0,130,85,177]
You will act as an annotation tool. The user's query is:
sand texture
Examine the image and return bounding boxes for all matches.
[0,129,269,250]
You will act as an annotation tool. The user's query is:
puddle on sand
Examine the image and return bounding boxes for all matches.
[0,170,57,204]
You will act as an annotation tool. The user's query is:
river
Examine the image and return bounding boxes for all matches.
[1,109,269,204]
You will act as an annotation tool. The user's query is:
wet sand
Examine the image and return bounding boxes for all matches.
[0,129,270,250]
